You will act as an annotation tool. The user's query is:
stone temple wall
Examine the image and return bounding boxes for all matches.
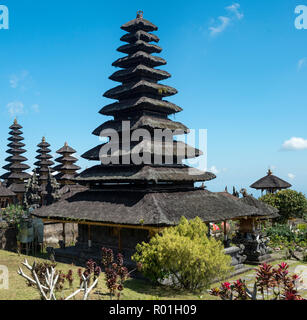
[43,222,78,246]
[0,222,17,251]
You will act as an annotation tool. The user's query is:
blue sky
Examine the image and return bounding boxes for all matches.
[1,0,307,197]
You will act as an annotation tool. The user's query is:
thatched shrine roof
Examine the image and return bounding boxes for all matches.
[250,170,291,191]
[121,13,158,32]
[33,189,263,226]
[0,183,16,197]
[239,195,279,219]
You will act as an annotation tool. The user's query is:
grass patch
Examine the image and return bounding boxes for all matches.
[0,250,306,300]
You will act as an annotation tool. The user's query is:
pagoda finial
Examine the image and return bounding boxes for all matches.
[136,10,143,19]
[64,141,68,147]
[267,169,272,176]
[14,118,17,125]
[42,136,46,142]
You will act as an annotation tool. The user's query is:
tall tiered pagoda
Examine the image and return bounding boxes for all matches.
[34,137,54,186]
[33,12,263,264]
[53,142,80,187]
[1,119,31,203]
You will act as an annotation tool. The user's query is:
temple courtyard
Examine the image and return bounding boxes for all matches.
[0,249,306,300]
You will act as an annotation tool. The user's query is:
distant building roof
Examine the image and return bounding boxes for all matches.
[250,170,292,191]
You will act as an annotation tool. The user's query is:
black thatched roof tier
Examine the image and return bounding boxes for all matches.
[1,119,30,193]
[9,122,22,130]
[82,140,201,163]
[117,41,162,55]
[76,165,215,183]
[8,135,24,142]
[121,13,158,32]
[8,183,26,194]
[54,142,80,186]
[0,183,15,197]
[35,137,54,186]
[56,144,77,154]
[92,117,188,137]
[55,155,78,163]
[112,52,166,68]
[1,172,31,180]
[110,65,170,83]
[9,129,22,136]
[33,189,264,226]
[6,148,26,155]
[120,30,159,44]
[3,163,30,171]
[103,81,177,100]
[7,141,25,148]
[250,170,292,191]
[100,97,181,116]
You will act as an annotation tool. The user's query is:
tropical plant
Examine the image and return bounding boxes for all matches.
[132,216,232,292]
[210,262,305,300]
[101,247,133,300]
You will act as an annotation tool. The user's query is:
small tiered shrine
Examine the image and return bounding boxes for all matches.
[1,119,30,203]
[54,142,81,188]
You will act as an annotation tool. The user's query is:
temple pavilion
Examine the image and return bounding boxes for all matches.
[250,169,292,194]
[33,12,269,264]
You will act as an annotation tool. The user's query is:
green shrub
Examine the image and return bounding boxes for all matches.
[132,217,232,292]
[260,190,307,222]
[266,223,307,249]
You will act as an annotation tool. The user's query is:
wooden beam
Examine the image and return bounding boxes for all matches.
[41,218,163,233]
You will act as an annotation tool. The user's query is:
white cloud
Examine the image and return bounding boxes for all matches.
[282,137,307,151]
[209,166,227,175]
[226,3,244,20]
[298,58,307,71]
[209,166,220,174]
[209,3,244,37]
[9,70,29,89]
[6,101,25,117]
[209,17,231,36]
[288,173,296,180]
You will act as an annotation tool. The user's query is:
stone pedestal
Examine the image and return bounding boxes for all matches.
[232,232,272,265]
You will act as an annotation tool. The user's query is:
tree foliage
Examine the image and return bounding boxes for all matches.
[132,217,232,292]
[259,190,307,222]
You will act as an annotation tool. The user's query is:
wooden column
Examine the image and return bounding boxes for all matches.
[88,224,91,247]
[223,220,227,241]
[62,223,66,247]
[118,228,122,252]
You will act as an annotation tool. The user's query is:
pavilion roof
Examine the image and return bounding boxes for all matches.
[250,170,292,190]
[33,189,263,226]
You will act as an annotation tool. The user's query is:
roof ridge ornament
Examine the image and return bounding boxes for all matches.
[136,10,143,19]
[267,169,272,176]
